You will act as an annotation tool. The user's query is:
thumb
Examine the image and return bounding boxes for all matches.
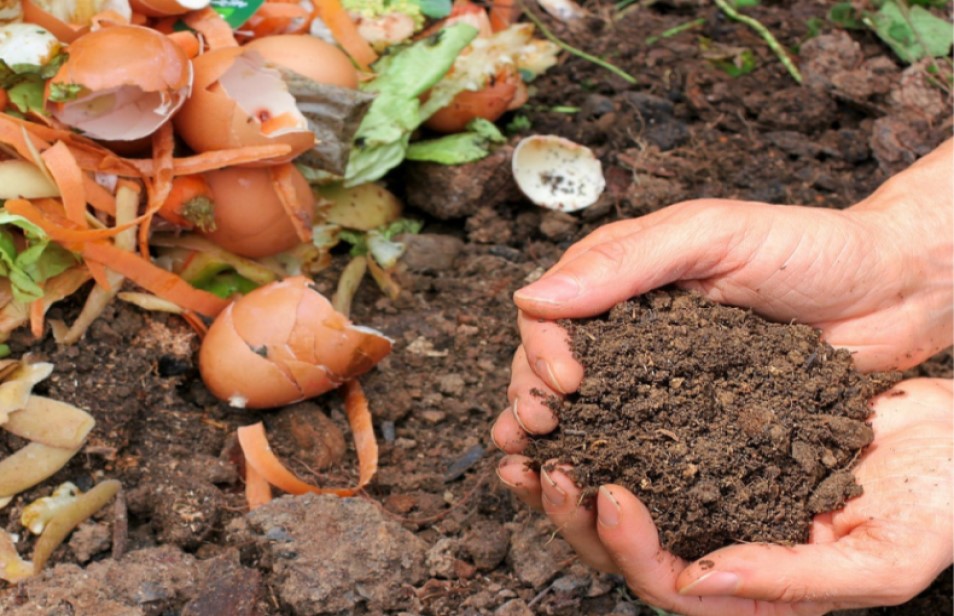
[676,525,941,607]
[513,204,747,319]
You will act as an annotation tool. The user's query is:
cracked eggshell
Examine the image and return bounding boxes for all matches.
[199,276,392,409]
[173,47,314,164]
[511,135,605,212]
[47,25,191,141]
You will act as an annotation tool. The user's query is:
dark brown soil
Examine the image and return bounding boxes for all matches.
[1,1,952,614]
[527,290,899,560]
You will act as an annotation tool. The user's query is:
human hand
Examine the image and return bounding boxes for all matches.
[492,138,952,450]
[497,378,953,615]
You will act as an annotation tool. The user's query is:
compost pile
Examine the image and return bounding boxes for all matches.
[527,290,900,560]
[0,0,951,614]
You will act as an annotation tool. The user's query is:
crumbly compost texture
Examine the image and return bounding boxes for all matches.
[527,290,900,561]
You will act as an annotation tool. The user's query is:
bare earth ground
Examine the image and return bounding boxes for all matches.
[1,1,952,615]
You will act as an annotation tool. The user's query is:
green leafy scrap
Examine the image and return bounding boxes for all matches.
[0,53,70,115]
[414,0,452,18]
[344,23,480,187]
[0,211,79,303]
[405,118,505,164]
[47,83,83,103]
[828,2,865,29]
[193,271,259,299]
[340,218,423,259]
[864,2,953,63]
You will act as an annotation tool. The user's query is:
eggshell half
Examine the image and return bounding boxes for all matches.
[511,135,605,212]
[199,276,392,409]
[47,25,191,141]
[173,47,314,163]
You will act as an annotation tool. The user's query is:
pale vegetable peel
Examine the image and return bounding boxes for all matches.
[3,395,96,449]
[20,481,78,534]
[0,361,53,423]
[31,479,121,573]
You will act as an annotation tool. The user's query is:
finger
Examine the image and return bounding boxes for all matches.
[491,405,529,453]
[516,313,584,396]
[496,454,542,510]
[514,203,748,320]
[554,202,693,265]
[507,344,562,434]
[595,485,776,616]
[675,529,937,608]
[541,464,618,573]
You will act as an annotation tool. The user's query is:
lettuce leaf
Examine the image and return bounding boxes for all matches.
[405,118,505,164]
[344,23,479,187]
[0,211,79,302]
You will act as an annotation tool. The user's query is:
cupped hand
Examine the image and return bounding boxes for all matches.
[492,139,952,455]
[497,378,953,615]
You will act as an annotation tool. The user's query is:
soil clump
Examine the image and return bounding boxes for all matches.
[528,289,899,560]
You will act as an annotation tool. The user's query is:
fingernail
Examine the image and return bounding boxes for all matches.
[510,397,531,434]
[535,358,567,395]
[678,571,741,596]
[541,468,566,507]
[515,275,581,305]
[597,486,619,527]
[495,457,522,490]
[497,455,517,470]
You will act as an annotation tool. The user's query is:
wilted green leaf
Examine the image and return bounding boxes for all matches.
[345,23,479,187]
[8,78,46,115]
[47,82,83,103]
[829,3,865,29]
[405,118,505,164]
[865,2,953,63]
[0,211,80,302]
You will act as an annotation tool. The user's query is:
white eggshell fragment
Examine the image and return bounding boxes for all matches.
[511,135,605,212]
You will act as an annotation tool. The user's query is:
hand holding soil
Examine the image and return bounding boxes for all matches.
[494,139,954,614]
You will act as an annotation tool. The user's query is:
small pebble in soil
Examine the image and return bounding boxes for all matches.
[527,289,899,561]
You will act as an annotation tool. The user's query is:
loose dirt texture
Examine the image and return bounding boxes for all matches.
[527,290,898,560]
[1,1,952,615]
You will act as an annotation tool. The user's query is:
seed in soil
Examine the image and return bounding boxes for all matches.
[526,289,900,561]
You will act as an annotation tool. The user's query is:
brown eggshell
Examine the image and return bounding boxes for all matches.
[50,25,190,93]
[199,276,392,409]
[47,25,192,141]
[173,47,314,163]
[198,302,303,409]
[242,35,358,89]
[200,165,312,258]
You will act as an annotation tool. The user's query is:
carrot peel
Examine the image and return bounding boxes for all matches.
[237,380,378,504]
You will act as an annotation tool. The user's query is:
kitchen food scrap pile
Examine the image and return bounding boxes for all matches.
[0,0,951,614]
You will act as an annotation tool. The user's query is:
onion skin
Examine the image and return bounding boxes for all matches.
[199,276,392,409]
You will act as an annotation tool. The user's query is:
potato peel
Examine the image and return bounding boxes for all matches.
[31,479,121,574]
